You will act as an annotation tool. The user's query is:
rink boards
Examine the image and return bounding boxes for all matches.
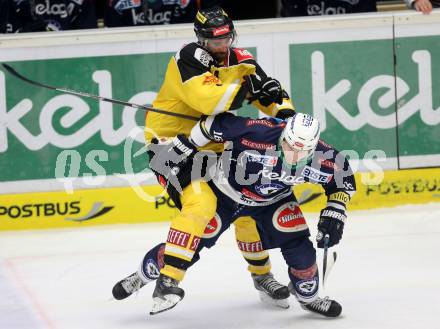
[0,168,439,231]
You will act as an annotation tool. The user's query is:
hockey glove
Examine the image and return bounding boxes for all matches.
[148,135,197,192]
[245,75,284,106]
[316,206,346,248]
[275,107,296,120]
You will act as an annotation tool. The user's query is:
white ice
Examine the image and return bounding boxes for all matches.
[1,203,440,329]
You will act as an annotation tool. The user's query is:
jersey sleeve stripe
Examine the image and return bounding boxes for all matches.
[212,79,241,114]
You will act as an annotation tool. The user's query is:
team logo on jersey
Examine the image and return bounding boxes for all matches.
[203,75,222,86]
[302,166,332,184]
[202,213,222,239]
[194,48,214,67]
[272,202,308,233]
[244,151,278,167]
[255,183,285,196]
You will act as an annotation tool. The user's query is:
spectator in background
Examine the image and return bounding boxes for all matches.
[280,0,377,17]
[0,0,97,33]
[405,0,439,14]
[104,0,221,27]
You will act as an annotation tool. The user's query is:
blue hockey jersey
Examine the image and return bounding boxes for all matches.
[192,112,356,206]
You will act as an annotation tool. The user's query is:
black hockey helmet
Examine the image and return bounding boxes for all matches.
[194,7,236,45]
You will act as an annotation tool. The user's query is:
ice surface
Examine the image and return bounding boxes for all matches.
[1,203,440,329]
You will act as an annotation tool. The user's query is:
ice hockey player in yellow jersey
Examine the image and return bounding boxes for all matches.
[113,6,296,315]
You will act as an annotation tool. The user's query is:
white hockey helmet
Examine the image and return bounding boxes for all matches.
[280,113,320,165]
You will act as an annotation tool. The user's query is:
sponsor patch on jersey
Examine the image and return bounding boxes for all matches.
[329,191,350,204]
[258,168,305,185]
[302,166,332,183]
[246,119,276,128]
[194,48,214,67]
[213,25,230,36]
[244,151,278,167]
[233,48,254,62]
[272,202,308,233]
[255,183,285,195]
[203,75,222,85]
[237,240,264,252]
[167,228,190,248]
[295,278,318,297]
[241,138,276,150]
[202,213,222,239]
[189,236,201,251]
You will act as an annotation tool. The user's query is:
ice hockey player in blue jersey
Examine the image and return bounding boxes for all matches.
[113,112,356,317]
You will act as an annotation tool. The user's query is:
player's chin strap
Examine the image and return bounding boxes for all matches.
[1,63,199,122]
[322,234,337,289]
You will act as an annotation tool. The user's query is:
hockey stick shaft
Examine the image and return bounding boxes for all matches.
[322,234,337,288]
[323,234,329,279]
[1,63,199,122]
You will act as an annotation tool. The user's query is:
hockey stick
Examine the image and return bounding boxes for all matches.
[322,234,337,288]
[1,63,199,122]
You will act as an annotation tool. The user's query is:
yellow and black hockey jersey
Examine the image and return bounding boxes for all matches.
[145,42,294,152]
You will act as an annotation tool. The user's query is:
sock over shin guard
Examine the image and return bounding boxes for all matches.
[288,263,319,303]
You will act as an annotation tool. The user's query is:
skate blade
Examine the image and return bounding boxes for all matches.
[258,291,290,309]
[150,295,182,315]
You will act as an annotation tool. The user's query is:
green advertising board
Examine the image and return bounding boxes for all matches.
[0,49,258,185]
[1,54,166,182]
[290,39,397,159]
[0,14,439,192]
[289,35,439,168]
[394,36,440,161]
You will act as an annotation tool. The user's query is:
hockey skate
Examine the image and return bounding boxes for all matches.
[252,272,290,309]
[150,274,185,315]
[112,272,146,300]
[288,282,342,317]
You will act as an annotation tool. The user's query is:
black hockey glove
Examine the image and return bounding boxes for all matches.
[316,206,346,248]
[245,75,283,106]
[275,106,296,120]
[148,135,198,192]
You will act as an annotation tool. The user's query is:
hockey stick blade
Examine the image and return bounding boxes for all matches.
[322,235,337,288]
[1,63,199,121]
